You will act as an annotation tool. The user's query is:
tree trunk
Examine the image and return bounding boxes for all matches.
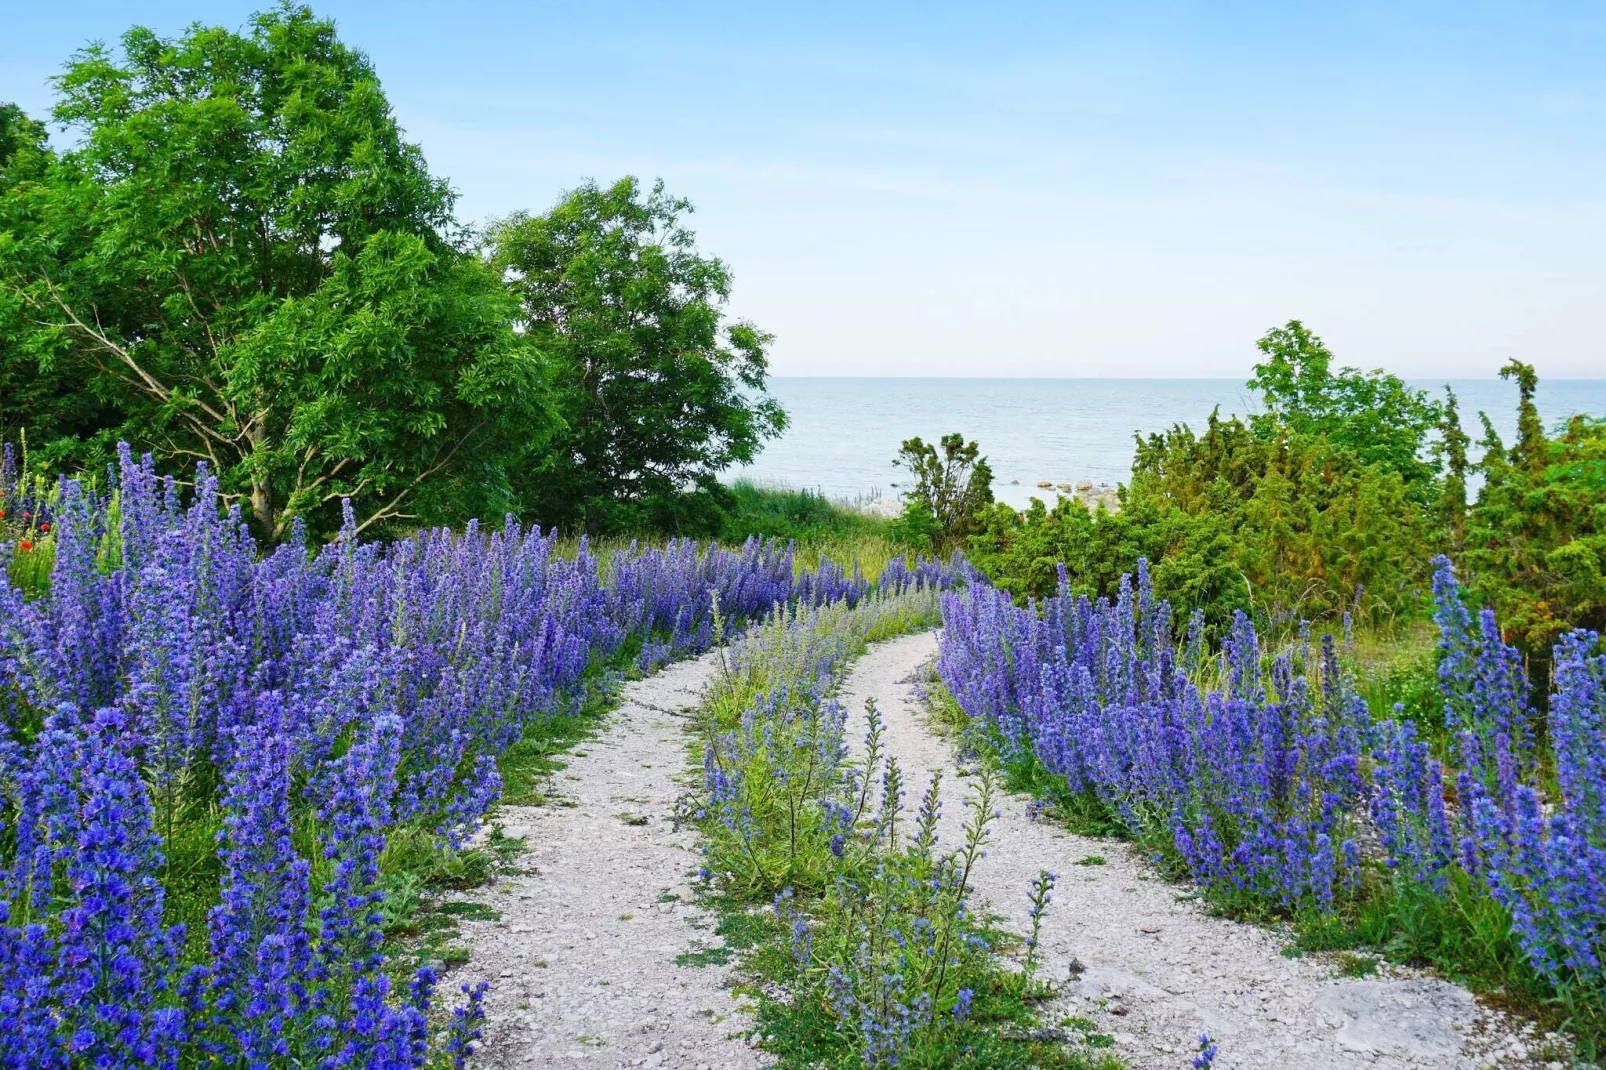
[250,480,276,540]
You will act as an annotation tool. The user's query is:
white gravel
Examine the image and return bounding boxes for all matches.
[838,631,1570,1070]
[458,652,765,1070]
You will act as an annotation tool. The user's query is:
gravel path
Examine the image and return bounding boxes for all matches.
[458,652,764,1070]
[839,631,1563,1070]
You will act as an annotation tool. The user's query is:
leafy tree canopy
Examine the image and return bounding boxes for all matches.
[489,177,785,534]
[0,4,553,537]
[0,104,46,171]
[1,103,115,450]
[1249,320,1441,491]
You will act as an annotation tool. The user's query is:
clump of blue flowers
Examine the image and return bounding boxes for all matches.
[0,445,940,1064]
[939,551,1606,1029]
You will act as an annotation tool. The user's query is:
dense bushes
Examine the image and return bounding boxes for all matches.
[968,323,1603,649]
[969,409,1432,634]
[1462,360,1606,660]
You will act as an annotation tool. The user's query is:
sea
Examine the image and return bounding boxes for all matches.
[727,378,1606,511]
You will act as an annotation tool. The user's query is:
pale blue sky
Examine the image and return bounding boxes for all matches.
[4,2,1603,377]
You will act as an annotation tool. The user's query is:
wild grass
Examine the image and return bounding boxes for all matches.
[722,479,914,583]
[689,590,1122,1068]
[720,479,898,543]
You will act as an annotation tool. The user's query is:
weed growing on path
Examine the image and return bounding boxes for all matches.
[690,591,1122,1068]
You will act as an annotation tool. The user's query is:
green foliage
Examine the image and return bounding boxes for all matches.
[1434,387,1471,551]
[970,409,1432,634]
[1249,320,1441,492]
[0,5,554,538]
[717,480,926,586]
[892,433,994,554]
[0,104,122,455]
[966,321,1463,636]
[1348,623,1443,736]
[0,104,45,170]
[719,480,895,545]
[1463,360,1606,658]
[489,177,785,534]
[967,319,1603,676]
[693,595,1114,1068]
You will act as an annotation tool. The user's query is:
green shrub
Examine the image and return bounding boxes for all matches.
[1248,320,1441,493]
[891,433,994,554]
[970,412,1433,636]
[1463,360,1606,661]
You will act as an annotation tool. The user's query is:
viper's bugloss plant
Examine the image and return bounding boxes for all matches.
[0,445,950,1064]
[939,551,1606,1052]
[1023,870,1057,977]
[940,559,1368,912]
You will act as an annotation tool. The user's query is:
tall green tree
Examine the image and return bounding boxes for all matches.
[0,5,552,536]
[1501,358,1547,472]
[0,104,45,169]
[489,177,785,533]
[1249,320,1441,491]
[1,103,119,453]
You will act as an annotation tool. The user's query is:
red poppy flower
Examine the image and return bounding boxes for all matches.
[19,540,32,552]
[39,523,50,533]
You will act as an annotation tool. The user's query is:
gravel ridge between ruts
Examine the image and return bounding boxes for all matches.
[459,651,766,1070]
[839,630,1563,1070]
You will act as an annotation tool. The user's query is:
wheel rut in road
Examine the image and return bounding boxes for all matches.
[461,651,763,1070]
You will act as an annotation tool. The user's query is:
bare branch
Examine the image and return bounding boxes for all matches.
[44,282,236,452]
[354,423,486,535]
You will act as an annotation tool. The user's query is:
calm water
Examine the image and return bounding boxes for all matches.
[728,378,1606,510]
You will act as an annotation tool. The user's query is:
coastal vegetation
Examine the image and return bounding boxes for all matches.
[914,330,1606,1055]
[0,4,782,541]
[4,4,1606,1069]
[936,556,1606,1054]
[890,434,995,554]
[962,323,1606,661]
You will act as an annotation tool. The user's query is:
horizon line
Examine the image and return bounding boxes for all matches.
[765,374,1606,381]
